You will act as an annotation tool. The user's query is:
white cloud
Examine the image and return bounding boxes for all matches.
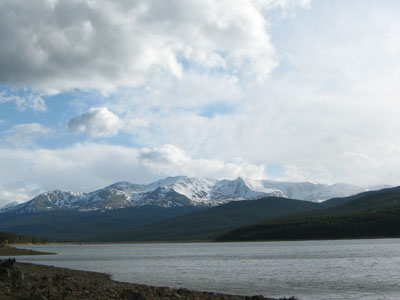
[0,143,267,207]
[98,0,400,187]
[253,0,311,8]
[1,137,399,207]
[0,185,41,207]
[2,0,400,201]
[138,144,267,180]
[0,91,46,112]
[0,0,310,93]
[3,123,53,147]
[68,107,123,138]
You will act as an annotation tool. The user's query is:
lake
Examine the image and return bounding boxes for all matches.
[13,239,400,300]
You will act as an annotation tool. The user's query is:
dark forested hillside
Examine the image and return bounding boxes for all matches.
[216,208,400,241]
[0,197,319,242]
[216,186,400,242]
[319,186,400,212]
[0,206,203,242]
[97,197,319,242]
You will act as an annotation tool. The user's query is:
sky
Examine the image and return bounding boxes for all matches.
[1,0,400,206]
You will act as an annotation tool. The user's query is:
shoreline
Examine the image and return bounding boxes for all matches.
[0,245,55,256]
[8,236,400,248]
[0,259,297,300]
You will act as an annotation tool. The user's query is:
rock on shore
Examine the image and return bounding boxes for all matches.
[0,259,297,300]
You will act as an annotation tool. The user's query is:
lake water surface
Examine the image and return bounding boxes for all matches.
[13,239,400,300]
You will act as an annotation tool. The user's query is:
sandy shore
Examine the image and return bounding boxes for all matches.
[0,258,297,300]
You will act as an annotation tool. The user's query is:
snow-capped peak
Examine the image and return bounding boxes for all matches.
[145,176,217,202]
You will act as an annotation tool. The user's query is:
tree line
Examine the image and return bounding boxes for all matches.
[216,208,400,241]
[0,231,50,245]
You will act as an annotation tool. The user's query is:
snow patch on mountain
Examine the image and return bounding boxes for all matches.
[4,190,85,214]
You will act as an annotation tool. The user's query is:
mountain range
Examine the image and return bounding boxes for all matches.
[0,177,397,242]
[1,176,385,214]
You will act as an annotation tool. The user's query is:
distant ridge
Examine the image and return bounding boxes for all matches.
[0,185,398,242]
[216,185,400,241]
[1,176,384,214]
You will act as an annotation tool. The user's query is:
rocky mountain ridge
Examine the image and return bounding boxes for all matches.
[1,176,384,214]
